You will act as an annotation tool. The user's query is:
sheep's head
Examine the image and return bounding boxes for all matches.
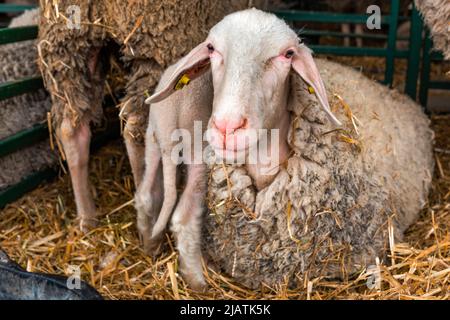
[146,9,340,163]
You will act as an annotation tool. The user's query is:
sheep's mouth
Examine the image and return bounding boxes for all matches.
[211,146,250,164]
[207,127,261,149]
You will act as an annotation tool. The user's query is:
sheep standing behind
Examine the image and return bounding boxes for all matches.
[38,0,264,231]
[0,8,55,192]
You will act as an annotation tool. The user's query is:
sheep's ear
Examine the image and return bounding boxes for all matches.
[145,42,211,104]
[292,45,342,126]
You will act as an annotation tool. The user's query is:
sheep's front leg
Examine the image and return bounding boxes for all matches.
[135,138,164,255]
[171,164,208,291]
[150,155,178,241]
[58,118,97,232]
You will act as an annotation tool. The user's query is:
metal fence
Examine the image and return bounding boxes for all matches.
[276,0,449,102]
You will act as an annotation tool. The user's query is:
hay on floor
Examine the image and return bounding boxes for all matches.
[0,114,448,300]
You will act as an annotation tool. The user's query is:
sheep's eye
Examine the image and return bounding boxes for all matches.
[285,50,295,59]
[207,44,215,53]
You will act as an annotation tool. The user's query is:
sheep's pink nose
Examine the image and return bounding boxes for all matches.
[213,117,247,135]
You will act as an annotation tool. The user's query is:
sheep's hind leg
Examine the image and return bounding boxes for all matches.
[171,164,208,291]
[58,118,97,232]
[135,139,164,256]
[124,118,146,188]
[122,60,161,189]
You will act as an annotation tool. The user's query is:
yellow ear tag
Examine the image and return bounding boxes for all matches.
[308,86,315,94]
[175,74,191,90]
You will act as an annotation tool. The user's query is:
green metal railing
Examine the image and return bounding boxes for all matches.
[274,0,449,109]
[0,4,36,27]
[0,119,121,208]
[419,33,450,107]
[275,0,420,94]
[0,25,38,43]
[0,6,51,207]
[0,4,36,13]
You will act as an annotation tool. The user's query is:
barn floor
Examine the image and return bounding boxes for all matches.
[0,114,449,300]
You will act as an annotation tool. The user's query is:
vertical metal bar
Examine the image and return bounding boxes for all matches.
[419,30,432,111]
[405,3,424,99]
[384,0,400,86]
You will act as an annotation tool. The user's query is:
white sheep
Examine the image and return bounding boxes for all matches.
[135,60,213,290]
[144,8,342,289]
[147,9,341,190]
[145,9,433,289]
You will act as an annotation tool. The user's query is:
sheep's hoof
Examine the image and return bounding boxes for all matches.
[184,273,208,293]
[78,217,99,233]
[179,260,208,292]
[142,236,164,258]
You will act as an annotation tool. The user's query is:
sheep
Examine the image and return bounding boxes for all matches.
[37,0,265,232]
[0,8,56,193]
[139,5,337,289]
[415,0,450,60]
[147,8,342,190]
[135,60,213,290]
[147,9,433,289]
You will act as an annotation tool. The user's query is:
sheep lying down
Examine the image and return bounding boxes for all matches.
[203,58,434,289]
[143,9,433,290]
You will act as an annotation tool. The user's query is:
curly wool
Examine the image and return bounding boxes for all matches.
[0,9,56,191]
[415,0,450,60]
[203,59,434,289]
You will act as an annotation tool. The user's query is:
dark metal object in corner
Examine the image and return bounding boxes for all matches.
[0,249,103,300]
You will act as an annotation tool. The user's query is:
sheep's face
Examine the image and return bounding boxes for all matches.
[146,9,340,164]
[205,9,301,160]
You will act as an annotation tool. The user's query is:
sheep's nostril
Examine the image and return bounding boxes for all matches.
[240,118,248,129]
[213,117,248,135]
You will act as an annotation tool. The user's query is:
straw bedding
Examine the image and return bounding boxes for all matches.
[0,113,448,299]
